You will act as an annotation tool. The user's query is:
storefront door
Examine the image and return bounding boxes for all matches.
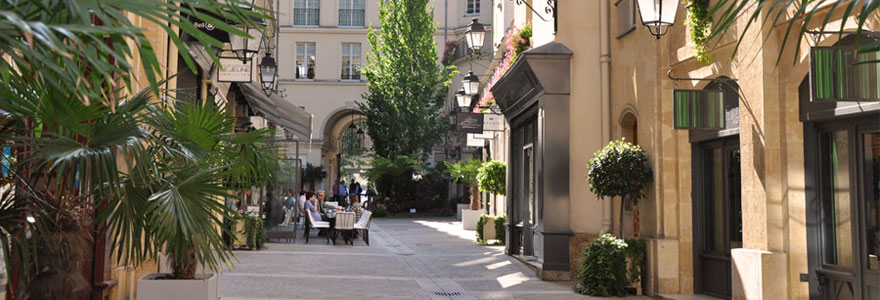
[693,136,742,299]
[807,117,880,300]
[510,114,538,256]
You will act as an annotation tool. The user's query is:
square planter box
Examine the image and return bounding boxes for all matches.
[456,204,469,221]
[482,217,496,241]
[461,209,482,230]
[137,273,219,300]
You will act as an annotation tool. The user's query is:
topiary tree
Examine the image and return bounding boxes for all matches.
[477,161,506,196]
[446,159,483,210]
[587,138,652,236]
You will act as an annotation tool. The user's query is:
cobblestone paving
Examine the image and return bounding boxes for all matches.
[220,217,648,300]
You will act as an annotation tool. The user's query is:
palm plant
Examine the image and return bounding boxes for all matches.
[364,154,423,202]
[0,83,278,296]
[446,159,483,211]
[709,0,880,64]
[301,163,327,192]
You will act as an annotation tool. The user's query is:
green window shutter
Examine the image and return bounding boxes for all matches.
[673,89,725,130]
[810,46,880,101]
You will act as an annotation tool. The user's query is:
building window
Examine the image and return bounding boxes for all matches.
[296,42,316,79]
[466,0,480,15]
[616,0,636,38]
[338,0,365,27]
[341,43,361,80]
[294,0,320,26]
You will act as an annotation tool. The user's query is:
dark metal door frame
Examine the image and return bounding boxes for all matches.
[507,106,539,256]
[693,135,740,299]
[805,115,880,300]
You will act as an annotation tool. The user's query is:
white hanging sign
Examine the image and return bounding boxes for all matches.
[483,114,505,131]
[217,58,253,83]
[466,134,485,147]
[473,131,494,139]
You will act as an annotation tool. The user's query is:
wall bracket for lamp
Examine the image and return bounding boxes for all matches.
[667,69,737,88]
[513,0,557,32]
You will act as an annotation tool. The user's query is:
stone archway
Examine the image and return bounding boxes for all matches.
[321,108,369,191]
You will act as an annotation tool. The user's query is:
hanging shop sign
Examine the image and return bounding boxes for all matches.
[473,131,494,139]
[182,9,232,42]
[810,46,880,101]
[483,114,504,131]
[217,57,253,82]
[456,112,484,133]
[466,134,485,147]
[673,89,725,130]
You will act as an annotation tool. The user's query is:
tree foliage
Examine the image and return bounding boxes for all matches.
[359,0,456,159]
[446,159,483,210]
[302,163,327,191]
[364,154,423,203]
[586,139,653,203]
[709,0,880,65]
[477,161,506,196]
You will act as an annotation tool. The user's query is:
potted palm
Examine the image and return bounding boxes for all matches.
[447,159,483,230]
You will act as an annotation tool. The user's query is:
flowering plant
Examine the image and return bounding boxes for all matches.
[442,40,458,66]
[474,23,532,113]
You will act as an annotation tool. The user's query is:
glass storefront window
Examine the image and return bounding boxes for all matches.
[864,132,880,270]
[823,130,854,267]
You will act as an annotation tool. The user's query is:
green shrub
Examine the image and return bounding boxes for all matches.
[587,138,653,203]
[477,161,506,195]
[624,238,646,287]
[494,214,506,244]
[574,234,628,297]
[243,215,267,250]
[373,203,389,218]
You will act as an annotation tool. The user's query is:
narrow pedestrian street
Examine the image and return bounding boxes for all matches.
[220,218,646,300]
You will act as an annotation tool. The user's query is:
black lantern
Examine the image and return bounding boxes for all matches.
[259,53,277,95]
[229,26,263,62]
[455,88,470,108]
[637,0,679,39]
[462,71,480,96]
[465,18,486,54]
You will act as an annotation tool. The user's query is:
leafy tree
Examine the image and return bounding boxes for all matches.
[359,0,456,159]
[587,139,652,236]
[364,154,423,202]
[477,161,506,196]
[446,159,483,211]
[301,163,327,192]
[710,0,880,64]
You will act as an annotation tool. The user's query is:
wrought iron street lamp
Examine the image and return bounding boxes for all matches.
[462,71,480,96]
[229,26,263,62]
[465,18,486,54]
[637,0,679,39]
[455,88,470,108]
[259,53,277,95]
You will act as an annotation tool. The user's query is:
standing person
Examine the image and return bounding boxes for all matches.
[331,181,340,202]
[365,183,376,208]
[348,180,358,207]
[338,180,348,206]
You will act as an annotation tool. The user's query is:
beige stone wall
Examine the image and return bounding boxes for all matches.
[606,1,880,299]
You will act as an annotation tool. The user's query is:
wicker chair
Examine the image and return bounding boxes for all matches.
[334,212,357,245]
[353,211,373,246]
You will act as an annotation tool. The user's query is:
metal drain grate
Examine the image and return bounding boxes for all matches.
[432,291,462,297]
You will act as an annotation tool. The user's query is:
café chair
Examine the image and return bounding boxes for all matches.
[354,211,373,246]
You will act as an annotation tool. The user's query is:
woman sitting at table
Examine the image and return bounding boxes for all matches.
[303,191,321,222]
[348,194,365,221]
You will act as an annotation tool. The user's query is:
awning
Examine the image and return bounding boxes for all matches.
[186,42,312,139]
[239,82,312,139]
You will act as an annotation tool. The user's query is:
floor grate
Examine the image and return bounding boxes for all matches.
[432,291,463,297]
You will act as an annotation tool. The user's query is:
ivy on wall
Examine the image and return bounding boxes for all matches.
[685,0,711,64]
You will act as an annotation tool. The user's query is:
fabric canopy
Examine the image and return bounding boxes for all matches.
[186,43,312,139]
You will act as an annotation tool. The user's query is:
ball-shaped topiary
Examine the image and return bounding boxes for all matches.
[477,161,506,196]
[574,234,629,297]
[586,138,653,204]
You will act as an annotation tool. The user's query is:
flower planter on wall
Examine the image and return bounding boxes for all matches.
[461,209,482,230]
[137,273,219,300]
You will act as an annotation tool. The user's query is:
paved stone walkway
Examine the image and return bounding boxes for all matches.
[220,217,648,300]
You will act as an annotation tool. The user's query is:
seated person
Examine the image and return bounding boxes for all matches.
[316,190,342,211]
[303,191,321,222]
[348,194,365,221]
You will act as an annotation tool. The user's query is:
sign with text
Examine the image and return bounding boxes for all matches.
[456,113,484,133]
[217,58,253,82]
[483,114,505,131]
